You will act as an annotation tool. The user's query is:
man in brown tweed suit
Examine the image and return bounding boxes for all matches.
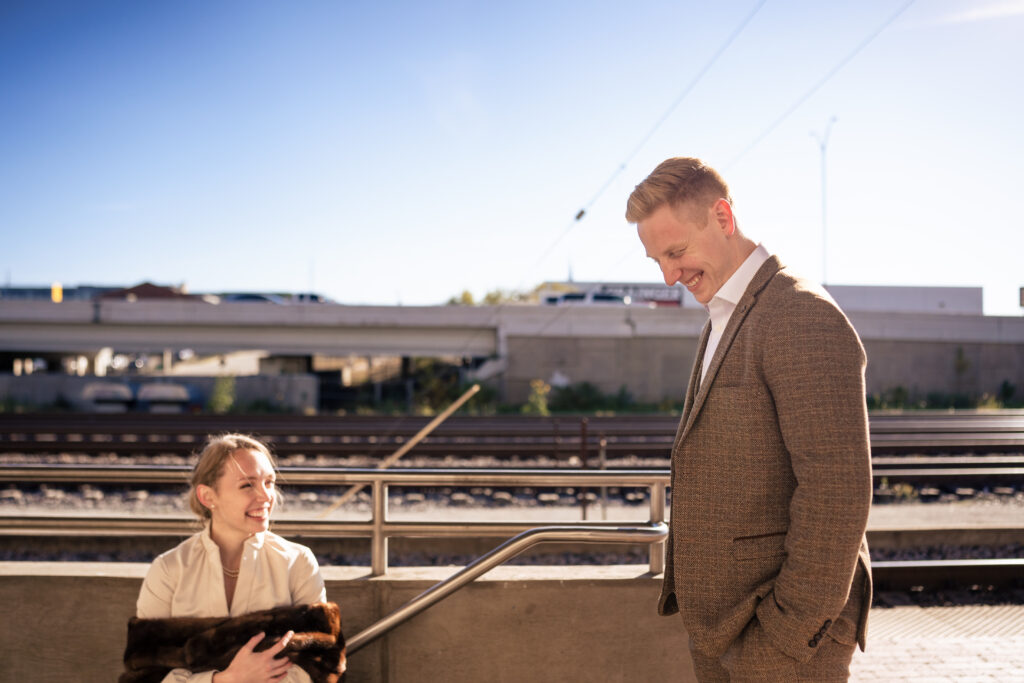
[626,157,872,682]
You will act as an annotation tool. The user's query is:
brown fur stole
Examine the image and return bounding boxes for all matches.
[120,601,345,683]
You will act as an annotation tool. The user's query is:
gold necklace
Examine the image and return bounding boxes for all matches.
[222,565,240,578]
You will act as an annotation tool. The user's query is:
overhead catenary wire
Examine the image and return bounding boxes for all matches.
[573,0,768,224]
[457,1,918,361]
[725,0,917,169]
[537,0,768,270]
[591,0,918,291]
[454,1,769,357]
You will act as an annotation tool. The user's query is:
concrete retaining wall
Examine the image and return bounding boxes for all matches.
[504,335,1024,404]
[862,339,1024,403]
[506,336,700,405]
[0,563,694,683]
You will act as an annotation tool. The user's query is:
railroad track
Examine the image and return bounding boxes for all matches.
[2,456,1023,486]
[3,411,1024,459]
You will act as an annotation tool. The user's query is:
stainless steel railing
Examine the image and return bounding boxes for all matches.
[347,522,668,654]
[0,466,670,575]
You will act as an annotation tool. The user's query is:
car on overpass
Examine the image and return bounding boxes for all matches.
[545,291,632,306]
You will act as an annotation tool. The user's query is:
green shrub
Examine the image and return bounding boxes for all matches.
[521,379,551,416]
[206,376,236,414]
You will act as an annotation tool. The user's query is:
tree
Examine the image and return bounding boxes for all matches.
[446,290,476,306]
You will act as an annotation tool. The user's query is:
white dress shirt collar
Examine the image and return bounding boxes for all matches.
[700,243,770,384]
[705,242,771,327]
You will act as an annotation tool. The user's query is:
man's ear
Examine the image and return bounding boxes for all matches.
[711,198,735,235]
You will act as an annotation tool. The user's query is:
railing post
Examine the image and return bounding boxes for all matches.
[649,481,666,575]
[579,417,588,521]
[371,479,388,576]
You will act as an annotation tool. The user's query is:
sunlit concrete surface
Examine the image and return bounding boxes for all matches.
[850,605,1024,681]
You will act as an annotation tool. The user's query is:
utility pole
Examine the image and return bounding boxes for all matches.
[811,116,837,285]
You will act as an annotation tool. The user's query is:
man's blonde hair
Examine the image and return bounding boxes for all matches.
[626,157,731,224]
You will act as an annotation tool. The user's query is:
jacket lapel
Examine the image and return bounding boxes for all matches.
[672,320,711,452]
[677,256,784,442]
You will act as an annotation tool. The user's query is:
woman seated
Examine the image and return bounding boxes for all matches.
[124,434,345,683]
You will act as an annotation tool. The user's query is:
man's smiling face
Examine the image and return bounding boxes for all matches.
[637,199,742,305]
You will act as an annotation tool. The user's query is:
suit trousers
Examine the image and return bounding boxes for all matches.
[687,566,867,682]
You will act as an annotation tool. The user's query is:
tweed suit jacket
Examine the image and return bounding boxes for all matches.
[657,255,872,665]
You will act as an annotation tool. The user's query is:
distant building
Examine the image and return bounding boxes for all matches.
[99,282,209,302]
[823,285,983,315]
[538,281,985,315]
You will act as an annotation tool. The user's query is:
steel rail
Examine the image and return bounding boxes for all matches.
[3,461,1023,487]
[4,412,1024,458]
[868,467,1024,486]
[5,411,1023,424]
[2,440,1020,456]
[872,454,1024,466]
[345,522,668,654]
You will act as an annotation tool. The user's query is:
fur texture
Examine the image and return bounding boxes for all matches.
[120,602,345,683]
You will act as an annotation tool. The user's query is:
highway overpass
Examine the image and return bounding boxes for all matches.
[2,299,1023,403]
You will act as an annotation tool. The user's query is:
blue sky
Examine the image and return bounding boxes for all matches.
[2,0,1022,314]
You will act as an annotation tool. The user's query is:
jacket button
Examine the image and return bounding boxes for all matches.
[823,619,832,629]
[808,639,817,648]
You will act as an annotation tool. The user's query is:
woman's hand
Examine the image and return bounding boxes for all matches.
[214,630,295,683]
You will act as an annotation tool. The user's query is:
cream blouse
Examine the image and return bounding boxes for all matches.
[137,526,327,683]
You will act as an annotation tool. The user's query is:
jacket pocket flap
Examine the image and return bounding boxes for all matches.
[731,532,787,560]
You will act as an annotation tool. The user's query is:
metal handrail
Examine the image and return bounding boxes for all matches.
[0,466,670,575]
[346,522,668,654]
[0,464,668,486]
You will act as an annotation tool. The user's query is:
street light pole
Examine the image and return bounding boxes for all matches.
[811,116,837,285]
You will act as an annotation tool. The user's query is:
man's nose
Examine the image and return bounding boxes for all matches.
[660,264,679,287]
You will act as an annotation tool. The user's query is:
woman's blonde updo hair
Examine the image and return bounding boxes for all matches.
[188,433,280,520]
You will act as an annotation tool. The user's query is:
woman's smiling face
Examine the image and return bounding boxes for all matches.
[203,448,278,544]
